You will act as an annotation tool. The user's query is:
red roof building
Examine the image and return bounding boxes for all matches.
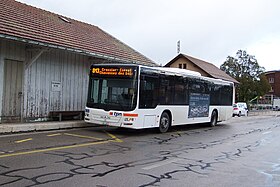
[0,0,156,122]
[0,0,155,66]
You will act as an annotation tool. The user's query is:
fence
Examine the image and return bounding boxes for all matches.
[249,109,280,116]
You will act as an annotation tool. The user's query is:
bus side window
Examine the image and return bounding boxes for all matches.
[220,85,233,105]
[159,74,175,105]
[174,76,188,105]
[189,79,208,94]
[139,75,159,108]
[210,84,221,105]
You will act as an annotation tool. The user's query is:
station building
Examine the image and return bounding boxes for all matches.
[0,0,156,122]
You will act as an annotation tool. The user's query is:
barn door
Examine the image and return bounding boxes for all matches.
[2,60,24,122]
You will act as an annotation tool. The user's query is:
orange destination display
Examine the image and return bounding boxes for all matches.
[90,66,136,78]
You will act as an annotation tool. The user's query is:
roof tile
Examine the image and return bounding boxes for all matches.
[0,0,156,66]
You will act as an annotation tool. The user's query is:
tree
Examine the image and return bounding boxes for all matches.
[257,74,271,97]
[220,50,270,102]
[220,56,240,78]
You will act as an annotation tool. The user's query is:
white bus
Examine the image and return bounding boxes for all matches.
[85,64,234,133]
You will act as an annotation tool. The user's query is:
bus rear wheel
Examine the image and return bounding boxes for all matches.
[209,110,217,127]
[159,112,171,133]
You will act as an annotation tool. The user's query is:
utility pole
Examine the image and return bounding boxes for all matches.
[177,40,180,54]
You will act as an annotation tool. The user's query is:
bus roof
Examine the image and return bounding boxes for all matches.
[141,65,233,85]
[90,64,233,85]
[156,67,201,76]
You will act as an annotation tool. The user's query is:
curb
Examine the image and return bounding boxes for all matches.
[0,121,96,134]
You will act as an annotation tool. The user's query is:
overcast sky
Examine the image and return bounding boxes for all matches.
[18,0,280,71]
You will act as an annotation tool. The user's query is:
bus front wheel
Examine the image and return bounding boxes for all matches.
[209,110,217,127]
[159,112,171,133]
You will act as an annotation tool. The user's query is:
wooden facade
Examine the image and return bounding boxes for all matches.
[0,0,156,123]
[166,56,209,77]
[0,39,106,122]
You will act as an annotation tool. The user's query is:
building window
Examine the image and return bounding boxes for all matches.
[269,87,274,92]
[183,63,187,69]
[178,64,182,69]
[269,78,274,83]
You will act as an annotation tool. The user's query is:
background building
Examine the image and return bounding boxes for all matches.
[0,0,156,122]
[263,70,280,103]
[165,53,238,84]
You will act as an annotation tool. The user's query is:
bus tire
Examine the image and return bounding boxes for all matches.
[159,112,171,133]
[209,110,217,127]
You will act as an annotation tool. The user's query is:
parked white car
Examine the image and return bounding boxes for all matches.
[233,102,248,117]
[273,99,280,111]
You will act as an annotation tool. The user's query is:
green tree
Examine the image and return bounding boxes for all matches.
[257,73,271,97]
[220,50,270,102]
[220,56,240,78]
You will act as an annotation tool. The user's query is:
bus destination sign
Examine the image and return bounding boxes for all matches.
[91,67,135,77]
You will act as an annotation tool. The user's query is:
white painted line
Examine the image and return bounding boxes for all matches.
[142,158,183,170]
[262,131,272,135]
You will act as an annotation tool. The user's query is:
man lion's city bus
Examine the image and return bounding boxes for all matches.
[85,64,234,133]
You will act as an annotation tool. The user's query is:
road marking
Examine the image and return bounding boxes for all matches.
[262,131,272,135]
[47,133,62,137]
[105,131,123,142]
[15,138,33,143]
[142,158,183,170]
[0,132,122,159]
[64,133,103,140]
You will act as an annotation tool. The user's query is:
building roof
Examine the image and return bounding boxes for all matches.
[265,70,280,75]
[0,0,156,66]
[165,53,238,83]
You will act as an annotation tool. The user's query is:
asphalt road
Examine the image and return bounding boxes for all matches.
[0,115,280,187]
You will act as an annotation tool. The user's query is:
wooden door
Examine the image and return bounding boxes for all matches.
[2,60,24,121]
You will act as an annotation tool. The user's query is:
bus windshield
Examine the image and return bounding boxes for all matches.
[86,66,138,111]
